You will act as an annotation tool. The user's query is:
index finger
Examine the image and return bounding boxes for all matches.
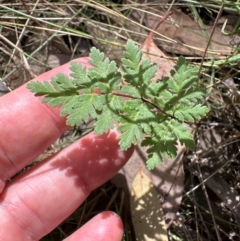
[0,57,91,192]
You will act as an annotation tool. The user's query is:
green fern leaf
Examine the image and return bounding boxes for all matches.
[61,94,99,125]
[121,41,157,89]
[51,73,75,91]
[27,39,209,170]
[169,120,195,149]
[42,96,71,107]
[95,94,124,135]
[146,152,163,170]
[141,59,157,85]
[69,62,91,87]
[122,40,142,69]
[94,109,114,135]
[88,47,118,82]
[174,103,209,122]
[118,123,143,150]
[121,85,141,98]
[27,81,57,95]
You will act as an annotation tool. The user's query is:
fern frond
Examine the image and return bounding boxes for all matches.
[27,40,209,170]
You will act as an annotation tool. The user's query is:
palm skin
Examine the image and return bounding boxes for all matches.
[0,58,134,241]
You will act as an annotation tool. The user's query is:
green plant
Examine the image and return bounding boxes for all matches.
[27,40,209,170]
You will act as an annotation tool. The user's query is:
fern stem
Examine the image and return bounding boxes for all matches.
[110,91,191,125]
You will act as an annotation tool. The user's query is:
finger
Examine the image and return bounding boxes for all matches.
[0,57,90,192]
[63,211,123,241]
[0,130,134,240]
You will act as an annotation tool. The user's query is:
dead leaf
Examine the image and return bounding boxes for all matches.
[131,168,168,241]
[143,8,239,57]
[151,144,185,227]
[201,167,240,224]
[112,144,185,228]
[141,13,175,80]
[84,3,238,61]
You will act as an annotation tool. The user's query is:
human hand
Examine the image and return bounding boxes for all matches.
[0,58,134,241]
